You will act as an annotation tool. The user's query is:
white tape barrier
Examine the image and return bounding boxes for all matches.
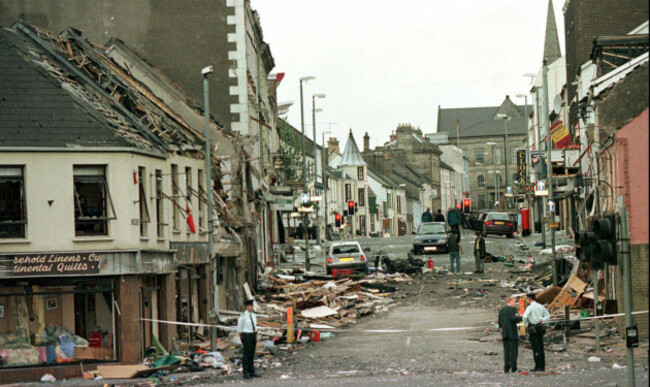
[141,310,648,335]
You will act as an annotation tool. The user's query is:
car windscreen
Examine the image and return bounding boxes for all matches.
[487,213,510,221]
[331,245,360,255]
[417,224,446,234]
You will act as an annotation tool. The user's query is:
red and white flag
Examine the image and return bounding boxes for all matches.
[186,196,196,234]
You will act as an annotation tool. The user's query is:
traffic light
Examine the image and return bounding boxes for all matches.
[463,198,471,213]
[348,200,355,215]
[335,213,342,227]
[576,214,617,270]
[593,214,617,265]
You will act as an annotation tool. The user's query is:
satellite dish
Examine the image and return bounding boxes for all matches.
[553,95,562,115]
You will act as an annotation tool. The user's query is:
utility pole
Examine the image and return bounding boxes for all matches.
[312,94,325,244]
[504,118,509,209]
[322,129,331,241]
[619,197,636,386]
[202,66,217,351]
[299,76,315,271]
[542,59,557,286]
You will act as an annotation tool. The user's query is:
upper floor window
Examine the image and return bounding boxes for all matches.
[185,167,192,235]
[0,166,26,238]
[345,183,352,202]
[198,169,205,231]
[171,164,180,231]
[138,167,150,237]
[156,170,165,238]
[477,175,485,189]
[475,149,484,164]
[494,148,502,164]
[358,188,365,207]
[511,149,519,164]
[357,167,364,180]
[74,165,114,236]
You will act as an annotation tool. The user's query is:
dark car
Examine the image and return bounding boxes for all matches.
[482,212,516,238]
[468,211,488,231]
[413,222,450,254]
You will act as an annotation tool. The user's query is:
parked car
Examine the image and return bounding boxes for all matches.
[326,241,368,275]
[482,212,516,238]
[412,222,450,254]
[468,211,488,231]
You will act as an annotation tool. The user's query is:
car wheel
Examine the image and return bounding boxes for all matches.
[507,233,514,239]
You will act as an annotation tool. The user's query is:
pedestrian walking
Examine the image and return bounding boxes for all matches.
[237,299,261,379]
[447,207,461,239]
[447,230,462,274]
[522,292,551,372]
[498,298,522,373]
[434,209,445,222]
[421,208,433,223]
[473,231,486,273]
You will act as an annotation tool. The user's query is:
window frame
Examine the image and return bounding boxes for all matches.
[357,167,364,180]
[357,187,365,207]
[477,175,485,189]
[138,167,150,237]
[345,183,352,202]
[171,164,180,231]
[0,165,27,239]
[494,148,502,165]
[73,165,115,237]
[475,149,485,164]
[155,169,165,238]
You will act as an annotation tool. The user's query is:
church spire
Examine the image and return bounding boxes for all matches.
[543,0,562,64]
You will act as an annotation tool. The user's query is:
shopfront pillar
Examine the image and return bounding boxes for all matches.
[117,275,143,364]
[159,273,177,350]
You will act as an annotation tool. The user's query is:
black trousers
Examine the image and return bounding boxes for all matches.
[241,332,257,376]
[502,339,518,372]
[529,332,545,371]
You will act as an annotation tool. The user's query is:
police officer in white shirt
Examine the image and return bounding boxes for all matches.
[237,299,260,379]
[522,292,551,371]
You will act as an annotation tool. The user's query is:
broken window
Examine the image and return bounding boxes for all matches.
[185,166,192,235]
[73,165,114,236]
[171,164,180,231]
[156,169,165,238]
[197,169,205,231]
[0,166,26,238]
[138,167,150,237]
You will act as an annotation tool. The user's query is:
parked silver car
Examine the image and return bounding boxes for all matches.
[326,241,367,275]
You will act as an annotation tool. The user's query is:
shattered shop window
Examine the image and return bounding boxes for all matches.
[73,165,115,236]
[0,166,26,238]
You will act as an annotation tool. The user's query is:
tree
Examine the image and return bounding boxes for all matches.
[278,119,305,183]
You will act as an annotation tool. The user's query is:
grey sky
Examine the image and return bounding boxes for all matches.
[252,0,565,148]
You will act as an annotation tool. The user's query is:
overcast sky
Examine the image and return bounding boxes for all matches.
[251,0,565,149]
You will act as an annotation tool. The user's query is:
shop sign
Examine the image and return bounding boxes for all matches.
[550,121,571,149]
[517,150,526,183]
[7,252,101,276]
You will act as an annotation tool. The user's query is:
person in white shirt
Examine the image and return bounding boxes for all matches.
[237,299,260,379]
[522,292,551,372]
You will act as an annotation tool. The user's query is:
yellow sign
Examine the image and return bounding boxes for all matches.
[550,121,571,148]
[548,222,560,228]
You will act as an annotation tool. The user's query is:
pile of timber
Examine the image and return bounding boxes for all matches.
[254,273,410,331]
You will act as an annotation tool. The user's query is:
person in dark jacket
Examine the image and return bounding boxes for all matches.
[498,298,522,373]
[447,207,461,238]
[421,208,433,223]
[473,231,486,273]
[434,209,445,222]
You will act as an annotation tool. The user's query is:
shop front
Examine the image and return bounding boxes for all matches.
[0,250,176,383]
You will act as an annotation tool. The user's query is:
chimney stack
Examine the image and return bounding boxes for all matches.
[327,137,339,158]
[363,132,370,152]
[389,131,397,143]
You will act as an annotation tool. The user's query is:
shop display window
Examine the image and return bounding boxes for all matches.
[0,278,117,368]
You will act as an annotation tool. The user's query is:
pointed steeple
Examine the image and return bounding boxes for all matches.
[493,95,523,120]
[543,0,562,64]
[338,129,367,167]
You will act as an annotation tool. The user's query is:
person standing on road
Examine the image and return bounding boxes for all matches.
[447,230,462,274]
[522,292,551,372]
[434,209,445,222]
[421,208,433,223]
[473,231,486,273]
[447,207,461,239]
[237,299,261,379]
[498,298,522,373]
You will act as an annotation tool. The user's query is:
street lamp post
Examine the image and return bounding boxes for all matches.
[516,94,530,213]
[487,142,497,208]
[322,129,331,239]
[300,76,315,271]
[312,93,326,244]
[202,65,217,351]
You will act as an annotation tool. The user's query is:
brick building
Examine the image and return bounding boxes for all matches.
[562,0,649,130]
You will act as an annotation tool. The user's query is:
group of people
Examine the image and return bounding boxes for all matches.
[498,292,551,373]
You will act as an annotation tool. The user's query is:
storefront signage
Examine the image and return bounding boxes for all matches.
[550,121,571,149]
[517,150,526,184]
[7,252,101,276]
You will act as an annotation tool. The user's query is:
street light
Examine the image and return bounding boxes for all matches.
[516,93,530,214]
[495,113,512,209]
[202,65,218,351]
[487,141,498,209]
[312,93,326,243]
[322,129,331,236]
[299,76,315,271]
